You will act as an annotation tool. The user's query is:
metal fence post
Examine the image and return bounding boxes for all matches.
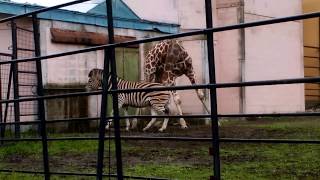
[97,0,124,179]
[11,20,20,139]
[205,0,221,179]
[0,54,13,144]
[32,15,50,180]
[106,0,124,179]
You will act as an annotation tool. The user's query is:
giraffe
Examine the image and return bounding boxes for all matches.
[137,39,210,131]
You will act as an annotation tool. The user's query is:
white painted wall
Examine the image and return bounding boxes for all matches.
[39,20,164,117]
[215,1,242,114]
[243,0,305,113]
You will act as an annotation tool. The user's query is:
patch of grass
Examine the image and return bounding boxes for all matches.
[125,164,211,179]
[0,173,44,180]
[0,117,319,179]
[48,140,99,155]
[0,173,95,180]
[221,143,320,179]
[0,142,42,160]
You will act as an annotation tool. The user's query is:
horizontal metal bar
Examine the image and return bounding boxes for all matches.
[20,113,38,117]
[0,90,100,104]
[304,45,320,49]
[17,48,35,52]
[304,56,320,59]
[1,76,320,105]
[0,0,91,24]
[0,11,320,66]
[0,108,320,126]
[18,84,37,87]
[0,170,168,180]
[16,26,33,32]
[18,70,37,74]
[220,138,320,144]
[0,52,12,57]
[1,111,320,126]
[1,136,320,144]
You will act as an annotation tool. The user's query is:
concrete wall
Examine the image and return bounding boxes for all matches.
[243,0,305,113]
[125,0,214,114]
[0,15,11,55]
[215,0,242,114]
[124,0,305,114]
[39,20,164,119]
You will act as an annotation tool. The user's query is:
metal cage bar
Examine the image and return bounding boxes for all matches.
[32,14,50,180]
[106,0,124,179]
[204,0,221,179]
[11,20,20,138]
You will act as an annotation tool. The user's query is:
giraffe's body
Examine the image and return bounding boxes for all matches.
[139,39,209,130]
[144,40,197,87]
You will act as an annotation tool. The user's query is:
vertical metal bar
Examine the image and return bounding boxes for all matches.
[96,54,109,180]
[11,20,20,138]
[0,61,2,144]
[0,63,13,144]
[106,0,124,179]
[32,15,50,180]
[205,0,221,179]
[96,0,123,179]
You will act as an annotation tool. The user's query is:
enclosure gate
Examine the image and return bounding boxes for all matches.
[0,21,38,139]
[0,0,320,180]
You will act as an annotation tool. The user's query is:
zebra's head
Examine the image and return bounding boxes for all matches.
[86,68,104,91]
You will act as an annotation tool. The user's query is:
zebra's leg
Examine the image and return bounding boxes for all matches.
[131,108,139,129]
[143,109,157,132]
[158,117,169,132]
[105,109,113,130]
[123,107,130,131]
[172,92,188,129]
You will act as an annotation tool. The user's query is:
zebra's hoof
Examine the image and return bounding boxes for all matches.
[142,127,148,132]
[158,128,165,132]
[181,125,188,129]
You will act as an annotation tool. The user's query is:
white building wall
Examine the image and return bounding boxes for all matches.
[125,0,215,114]
[215,1,242,114]
[125,0,304,114]
[243,0,305,113]
[39,20,164,118]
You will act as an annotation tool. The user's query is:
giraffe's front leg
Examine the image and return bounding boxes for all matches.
[172,92,188,129]
[196,89,205,100]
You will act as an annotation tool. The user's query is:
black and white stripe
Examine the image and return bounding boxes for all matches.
[86,68,172,131]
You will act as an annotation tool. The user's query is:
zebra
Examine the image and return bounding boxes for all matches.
[86,68,187,132]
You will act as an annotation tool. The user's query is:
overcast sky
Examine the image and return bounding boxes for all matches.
[11,0,103,12]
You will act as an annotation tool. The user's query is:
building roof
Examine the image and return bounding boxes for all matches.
[0,1,179,34]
